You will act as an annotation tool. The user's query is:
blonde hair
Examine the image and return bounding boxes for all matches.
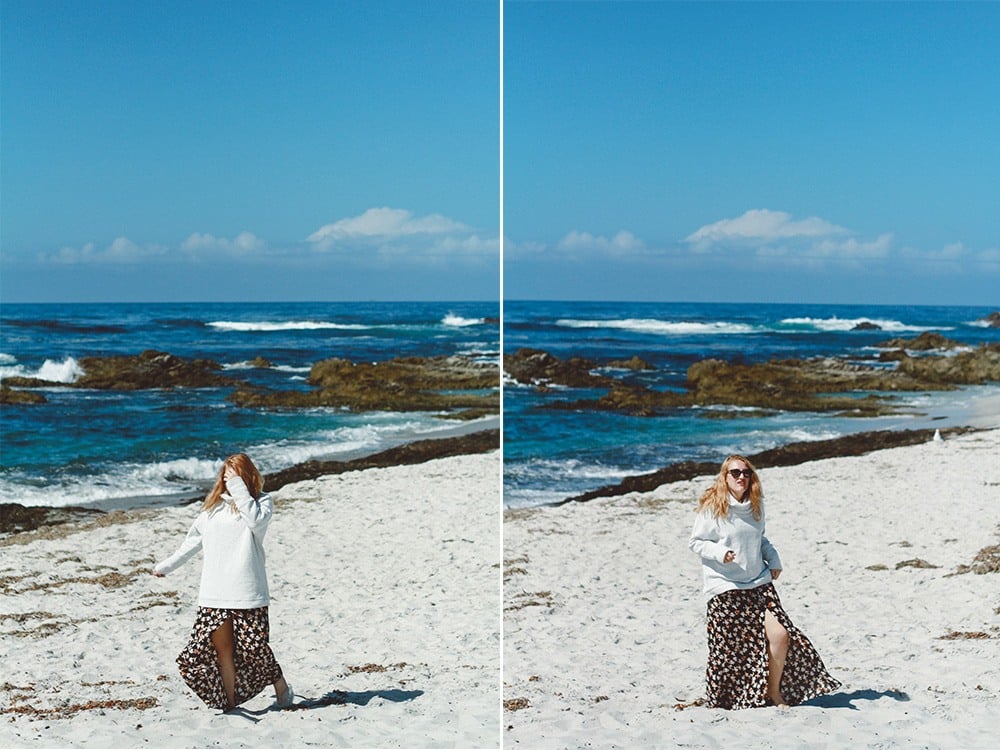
[696,454,762,520]
[202,453,263,513]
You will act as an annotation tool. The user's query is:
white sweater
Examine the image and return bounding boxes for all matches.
[688,494,782,602]
[155,476,273,609]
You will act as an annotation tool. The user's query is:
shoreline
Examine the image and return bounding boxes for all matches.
[0,425,499,537]
[554,424,979,505]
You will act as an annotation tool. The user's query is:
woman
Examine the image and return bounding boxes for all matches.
[688,454,839,709]
[153,453,294,711]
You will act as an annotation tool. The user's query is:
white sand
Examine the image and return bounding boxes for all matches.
[503,430,1000,749]
[0,451,501,749]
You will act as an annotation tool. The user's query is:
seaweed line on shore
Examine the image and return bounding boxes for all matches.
[554,426,980,506]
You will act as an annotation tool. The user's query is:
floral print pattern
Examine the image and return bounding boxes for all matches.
[705,583,840,709]
[176,606,283,709]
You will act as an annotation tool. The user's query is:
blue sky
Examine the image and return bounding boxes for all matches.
[1,0,499,303]
[504,1,1000,305]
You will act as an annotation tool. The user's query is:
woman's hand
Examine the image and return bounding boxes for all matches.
[771,568,782,580]
[151,571,165,578]
[723,550,735,564]
[223,464,237,482]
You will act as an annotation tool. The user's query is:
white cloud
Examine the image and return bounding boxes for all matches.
[43,237,167,264]
[809,233,894,259]
[683,209,900,268]
[686,209,848,250]
[556,230,645,256]
[307,207,470,250]
[503,237,547,257]
[181,231,265,255]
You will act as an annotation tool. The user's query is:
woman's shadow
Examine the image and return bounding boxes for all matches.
[802,688,910,710]
[293,688,425,709]
[224,688,424,720]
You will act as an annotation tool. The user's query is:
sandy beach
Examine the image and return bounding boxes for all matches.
[503,429,1000,749]
[0,451,501,749]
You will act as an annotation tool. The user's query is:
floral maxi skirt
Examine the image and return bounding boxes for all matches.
[176,606,282,709]
[705,583,840,709]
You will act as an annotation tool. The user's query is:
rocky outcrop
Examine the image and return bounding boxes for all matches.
[72,350,235,390]
[877,332,962,351]
[894,343,1000,384]
[525,333,1000,419]
[852,321,882,331]
[978,312,1000,328]
[3,350,237,391]
[231,354,499,417]
[684,357,934,415]
[0,384,47,404]
[503,348,613,389]
[606,355,655,371]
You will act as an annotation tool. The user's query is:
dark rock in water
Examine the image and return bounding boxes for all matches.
[263,429,500,493]
[248,356,273,368]
[0,503,104,535]
[549,382,689,417]
[894,342,1000,384]
[503,348,614,389]
[683,357,919,416]
[1,376,58,389]
[558,427,978,504]
[877,332,961,351]
[852,321,882,331]
[978,311,1000,328]
[73,350,236,390]
[606,355,656,371]
[231,354,499,415]
[5,350,239,391]
[0,384,47,404]
[308,355,496,391]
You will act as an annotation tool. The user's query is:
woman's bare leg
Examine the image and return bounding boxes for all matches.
[273,673,288,698]
[764,609,789,706]
[210,618,237,709]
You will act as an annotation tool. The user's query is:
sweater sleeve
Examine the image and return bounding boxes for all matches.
[154,516,204,575]
[761,534,782,570]
[689,511,729,563]
[225,476,273,532]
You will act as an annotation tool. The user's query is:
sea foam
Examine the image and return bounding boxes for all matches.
[556,318,759,335]
[0,356,83,384]
[208,320,370,332]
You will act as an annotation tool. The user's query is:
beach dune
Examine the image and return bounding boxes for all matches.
[1,451,501,749]
[503,430,1000,749]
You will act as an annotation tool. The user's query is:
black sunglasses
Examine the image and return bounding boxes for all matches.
[728,468,753,479]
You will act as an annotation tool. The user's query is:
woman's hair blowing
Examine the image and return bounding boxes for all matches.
[202,453,263,513]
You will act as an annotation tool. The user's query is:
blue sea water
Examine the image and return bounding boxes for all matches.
[503,301,1000,508]
[0,301,499,509]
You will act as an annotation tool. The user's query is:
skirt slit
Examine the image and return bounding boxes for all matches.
[176,606,282,709]
[705,583,839,709]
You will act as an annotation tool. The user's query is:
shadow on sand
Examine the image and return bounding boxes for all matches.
[292,688,425,710]
[220,688,424,720]
[803,689,911,710]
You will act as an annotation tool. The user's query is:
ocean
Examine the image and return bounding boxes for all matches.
[503,301,1000,508]
[0,301,499,510]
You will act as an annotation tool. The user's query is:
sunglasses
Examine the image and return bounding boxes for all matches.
[728,468,753,479]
